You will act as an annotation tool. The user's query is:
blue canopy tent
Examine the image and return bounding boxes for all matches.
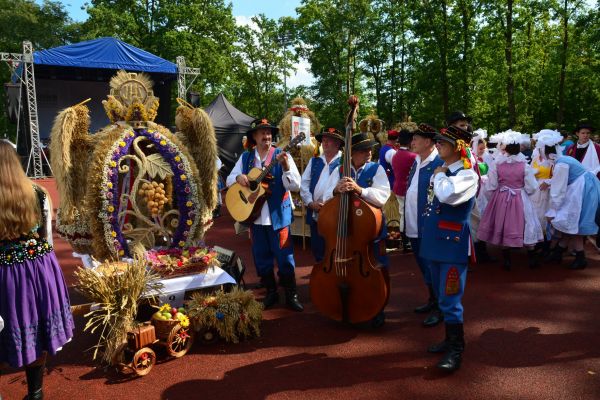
[10,38,182,170]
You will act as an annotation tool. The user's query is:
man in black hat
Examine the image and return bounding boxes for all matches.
[226,118,303,311]
[405,124,444,327]
[420,125,478,372]
[323,131,391,326]
[565,121,600,178]
[447,111,494,264]
[300,128,344,262]
[446,111,472,132]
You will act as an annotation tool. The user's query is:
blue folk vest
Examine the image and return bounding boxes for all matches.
[419,166,475,264]
[379,144,395,188]
[407,155,444,237]
[306,156,341,224]
[241,147,292,230]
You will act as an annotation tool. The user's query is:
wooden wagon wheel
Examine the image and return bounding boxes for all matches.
[132,347,156,376]
[166,323,194,358]
[111,342,135,375]
[197,327,219,345]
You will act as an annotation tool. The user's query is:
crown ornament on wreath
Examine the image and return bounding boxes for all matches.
[102,70,160,127]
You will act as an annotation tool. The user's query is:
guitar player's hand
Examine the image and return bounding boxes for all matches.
[276,152,290,171]
[236,174,250,187]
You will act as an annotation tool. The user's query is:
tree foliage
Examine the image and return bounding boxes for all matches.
[2,0,600,138]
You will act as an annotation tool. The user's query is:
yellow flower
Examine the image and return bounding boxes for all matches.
[180,174,187,181]
[186,219,193,226]
[179,314,190,328]
[107,205,115,212]
[178,241,186,247]
[118,141,126,147]
[111,231,117,238]
[110,161,117,167]
[118,250,124,256]
[129,131,135,137]
[107,182,113,189]
[160,140,167,146]
[186,201,193,207]
[174,156,181,162]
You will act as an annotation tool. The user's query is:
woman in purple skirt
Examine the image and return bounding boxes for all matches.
[0,140,74,400]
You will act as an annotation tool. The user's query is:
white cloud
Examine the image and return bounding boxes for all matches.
[287,58,314,89]
[235,15,258,31]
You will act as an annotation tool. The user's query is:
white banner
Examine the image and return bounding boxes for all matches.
[291,116,311,146]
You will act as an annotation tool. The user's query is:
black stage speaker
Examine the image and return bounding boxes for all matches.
[213,245,246,289]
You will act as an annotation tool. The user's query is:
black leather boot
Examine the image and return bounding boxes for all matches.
[25,364,45,400]
[545,245,566,264]
[569,251,587,270]
[261,271,279,308]
[279,274,304,312]
[423,305,443,327]
[475,241,495,263]
[436,323,465,372]
[414,284,436,314]
[528,249,540,269]
[502,249,511,271]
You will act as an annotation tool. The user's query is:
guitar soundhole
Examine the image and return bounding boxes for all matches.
[249,181,258,191]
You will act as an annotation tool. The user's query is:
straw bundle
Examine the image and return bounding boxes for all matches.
[74,258,163,364]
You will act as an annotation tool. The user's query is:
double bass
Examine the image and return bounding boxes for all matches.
[309,96,390,324]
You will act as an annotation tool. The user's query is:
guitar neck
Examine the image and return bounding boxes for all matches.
[255,143,296,183]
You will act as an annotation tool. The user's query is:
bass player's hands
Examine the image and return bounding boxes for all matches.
[335,177,362,196]
[236,174,250,187]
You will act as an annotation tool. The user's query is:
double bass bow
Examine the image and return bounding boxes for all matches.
[309,95,390,324]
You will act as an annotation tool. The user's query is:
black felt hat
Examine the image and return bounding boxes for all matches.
[435,125,474,146]
[315,127,345,143]
[351,132,378,151]
[413,123,438,139]
[574,120,595,133]
[446,111,472,125]
[247,118,279,145]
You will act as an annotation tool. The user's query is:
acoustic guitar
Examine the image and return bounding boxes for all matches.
[226,132,305,224]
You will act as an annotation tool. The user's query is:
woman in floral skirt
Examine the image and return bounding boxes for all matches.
[0,140,74,400]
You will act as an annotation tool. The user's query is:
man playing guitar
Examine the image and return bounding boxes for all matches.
[226,118,303,311]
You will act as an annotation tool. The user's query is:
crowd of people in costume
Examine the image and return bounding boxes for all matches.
[2,105,599,400]
[226,111,600,374]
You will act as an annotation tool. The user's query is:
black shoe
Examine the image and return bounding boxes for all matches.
[502,249,511,271]
[427,340,448,353]
[261,271,279,308]
[401,233,412,254]
[528,250,540,269]
[545,245,566,264]
[436,323,464,372]
[475,241,496,263]
[25,364,44,400]
[423,307,443,327]
[279,274,304,312]
[414,285,436,314]
[569,251,587,270]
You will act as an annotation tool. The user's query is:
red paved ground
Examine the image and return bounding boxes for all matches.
[2,179,600,399]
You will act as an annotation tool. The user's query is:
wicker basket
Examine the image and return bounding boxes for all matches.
[385,219,402,249]
[151,317,180,340]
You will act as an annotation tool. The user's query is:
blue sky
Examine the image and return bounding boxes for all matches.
[60,0,302,22]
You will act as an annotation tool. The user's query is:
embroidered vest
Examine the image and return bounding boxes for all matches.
[0,186,53,266]
[306,156,340,224]
[407,155,444,237]
[241,147,293,230]
[419,166,475,264]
